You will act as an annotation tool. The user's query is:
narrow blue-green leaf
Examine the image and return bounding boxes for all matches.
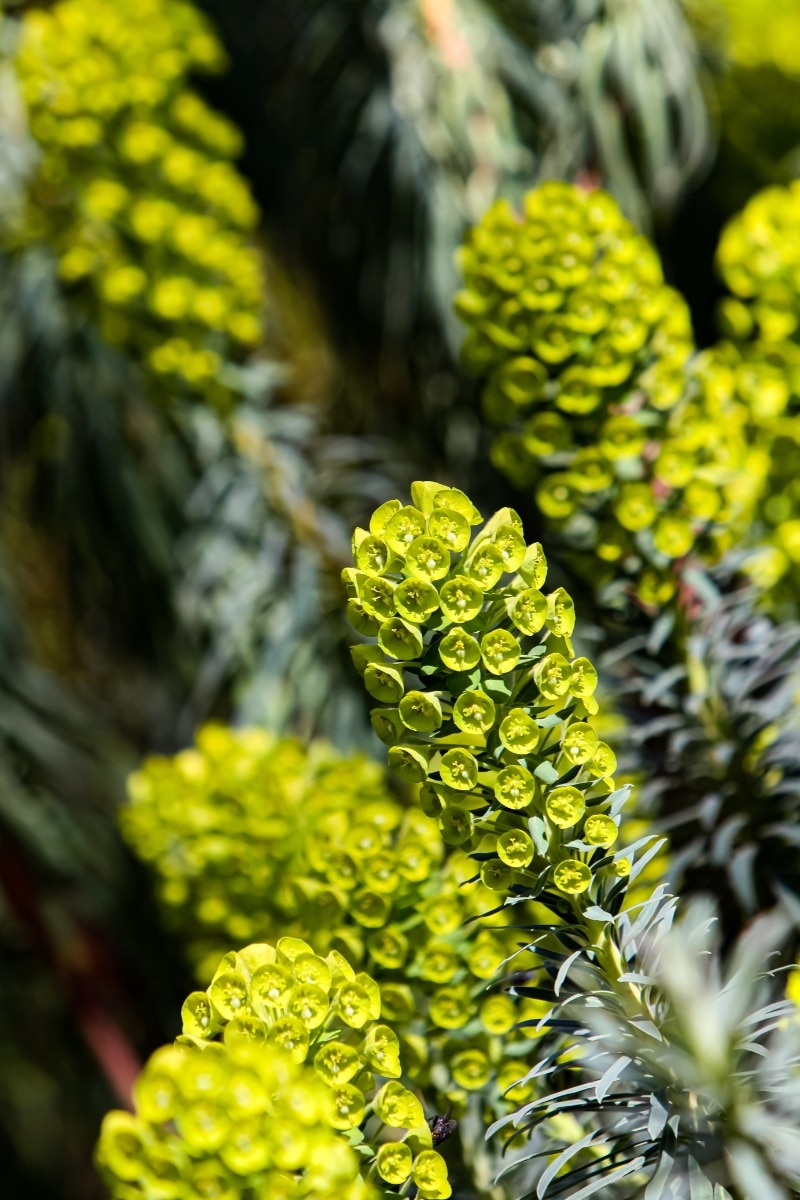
[537,1132,602,1198]
[566,1156,648,1199]
[583,905,615,922]
[555,949,583,995]
[687,1160,714,1200]
[596,1054,631,1102]
[648,1094,669,1140]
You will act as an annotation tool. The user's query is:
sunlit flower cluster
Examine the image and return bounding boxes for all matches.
[97,939,451,1200]
[713,183,800,601]
[123,731,402,979]
[97,1046,369,1200]
[123,726,548,1115]
[346,482,630,912]
[11,0,263,401]
[717,183,800,347]
[711,0,800,78]
[454,182,764,606]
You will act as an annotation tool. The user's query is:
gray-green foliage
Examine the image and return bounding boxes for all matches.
[495,900,800,1199]
[605,564,800,924]
[0,13,33,225]
[574,0,710,224]
[247,0,710,353]
[175,369,395,744]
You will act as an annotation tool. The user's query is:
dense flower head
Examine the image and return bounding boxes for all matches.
[123,730,406,980]
[712,0,800,82]
[456,181,691,392]
[745,424,800,602]
[11,0,263,401]
[454,182,763,605]
[341,482,697,1164]
[122,726,546,1117]
[97,1048,369,1200]
[716,182,800,346]
[96,939,452,1200]
[345,481,633,921]
[713,183,800,601]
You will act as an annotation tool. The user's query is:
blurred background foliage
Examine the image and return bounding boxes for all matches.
[0,0,799,1197]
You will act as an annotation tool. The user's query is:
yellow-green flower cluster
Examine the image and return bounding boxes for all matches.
[97,939,452,1200]
[788,963,800,1008]
[713,184,800,600]
[707,0,800,80]
[97,1045,369,1200]
[456,181,691,401]
[122,726,545,1116]
[744,421,800,601]
[717,183,800,346]
[12,0,263,401]
[123,730,406,980]
[455,183,761,604]
[345,481,630,917]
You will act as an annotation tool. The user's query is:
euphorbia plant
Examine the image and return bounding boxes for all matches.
[343,481,800,1198]
[97,938,453,1200]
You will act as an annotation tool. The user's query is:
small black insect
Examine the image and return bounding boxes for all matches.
[428,1108,457,1146]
